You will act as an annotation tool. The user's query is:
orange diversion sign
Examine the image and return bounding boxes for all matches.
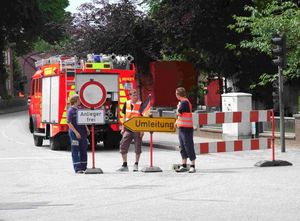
[124,117,176,132]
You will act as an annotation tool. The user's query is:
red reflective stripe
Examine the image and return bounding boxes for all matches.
[217,142,226,152]
[200,143,209,154]
[250,111,259,122]
[177,109,193,127]
[177,117,193,127]
[251,139,259,150]
[216,112,225,124]
[267,138,271,149]
[233,112,242,122]
[125,100,141,119]
[234,140,243,151]
[199,113,208,125]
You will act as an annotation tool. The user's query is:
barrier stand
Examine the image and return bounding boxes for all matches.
[123,116,176,173]
[85,123,103,174]
[79,80,105,174]
[141,131,162,173]
[191,109,292,167]
[255,109,293,167]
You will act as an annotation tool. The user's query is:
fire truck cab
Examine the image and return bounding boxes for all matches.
[28,54,136,150]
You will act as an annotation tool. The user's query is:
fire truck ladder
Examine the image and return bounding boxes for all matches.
[35,56,79,71]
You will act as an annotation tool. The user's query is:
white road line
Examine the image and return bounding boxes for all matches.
[0,156,69,161]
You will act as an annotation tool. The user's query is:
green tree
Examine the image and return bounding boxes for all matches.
[229,1,300,84]
[0,0,69,97]
[70,0,162,80]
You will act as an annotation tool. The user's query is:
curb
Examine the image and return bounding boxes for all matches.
[0,105,27,115]
[142,141,179,151]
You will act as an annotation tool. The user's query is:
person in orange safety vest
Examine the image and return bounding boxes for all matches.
[175,87,196,173]
[117,88,144,172]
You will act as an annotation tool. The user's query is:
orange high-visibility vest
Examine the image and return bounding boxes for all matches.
[176,98,193,128]
[125,100,142,121]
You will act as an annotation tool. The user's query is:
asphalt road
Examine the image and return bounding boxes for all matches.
[1,111,300,221]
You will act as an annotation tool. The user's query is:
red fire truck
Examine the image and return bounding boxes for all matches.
[28,54,136,150]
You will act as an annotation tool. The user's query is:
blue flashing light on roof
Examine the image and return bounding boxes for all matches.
[93,55,101,62]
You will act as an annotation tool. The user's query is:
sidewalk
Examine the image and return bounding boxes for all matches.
[0,98,27,115]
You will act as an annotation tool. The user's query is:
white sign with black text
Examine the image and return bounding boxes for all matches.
[77,109,105,125]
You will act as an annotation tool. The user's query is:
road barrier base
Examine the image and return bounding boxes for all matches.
[141,166,162,173]
[255,160,293,167]
[84,167,103,174]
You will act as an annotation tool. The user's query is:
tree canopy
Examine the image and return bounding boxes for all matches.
[229,1,300,84]
[0,0,69,97]
[70,0,162,76]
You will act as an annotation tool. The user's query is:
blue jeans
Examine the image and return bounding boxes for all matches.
[68,131,88,172]
[178,127,196,161]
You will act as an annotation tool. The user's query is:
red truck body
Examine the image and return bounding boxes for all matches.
[28,54,136,150]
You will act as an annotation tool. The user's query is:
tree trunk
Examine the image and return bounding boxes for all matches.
[0,34,7,98]
[218,72,223,108]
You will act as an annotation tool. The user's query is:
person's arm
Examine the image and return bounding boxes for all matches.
[122,102,127,115]
[67,122,81,139]
[121,102,127,134]
[85,125,90,136]
[67,108,81,139]
[177,100,189,114]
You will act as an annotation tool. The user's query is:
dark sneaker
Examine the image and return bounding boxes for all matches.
[75,170,84,174]
[117,166,129,172]
[189,167,196,173]
[133,164,138,172]
[175,166,189,172]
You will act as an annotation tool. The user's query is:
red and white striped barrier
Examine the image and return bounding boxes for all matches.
[195,138,271,155]
[193,110,272,125]
[192,110,275,158]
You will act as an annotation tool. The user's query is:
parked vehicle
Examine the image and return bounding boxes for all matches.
[28,54,136,150]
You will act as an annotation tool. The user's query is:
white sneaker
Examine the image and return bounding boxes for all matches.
[189,167,196,173]
[175,166,189,172]
[133,164,138,172]
[117,166,129,172]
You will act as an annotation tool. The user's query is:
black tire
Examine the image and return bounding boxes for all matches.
[29,118,34,133]
[103,131,121,149]
[33,135,43,147]
[60,134,71,150]
[50,136,61,151]
[50,134,70,151]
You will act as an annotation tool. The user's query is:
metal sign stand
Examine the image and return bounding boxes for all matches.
[255,109,292,167]
[79,79,106,174]
[85,121,103,174]
[141,131,162,173]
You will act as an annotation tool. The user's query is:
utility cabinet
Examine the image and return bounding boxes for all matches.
[222,93,252,139]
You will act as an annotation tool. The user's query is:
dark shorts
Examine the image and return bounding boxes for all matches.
[178,127,196,161]
[119,129,142,154]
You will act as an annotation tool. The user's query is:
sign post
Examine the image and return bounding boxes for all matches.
[123,116,176,172]
[78,79,106,174]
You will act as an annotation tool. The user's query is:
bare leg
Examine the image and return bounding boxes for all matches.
[122,153,127,163]
[135,153,140,163]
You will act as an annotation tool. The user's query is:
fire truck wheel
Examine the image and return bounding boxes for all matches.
[33,135,43,147]
[50,136,61,151]
[103,132,121,149]
[29,118,34,133]
[87,136,99,150]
